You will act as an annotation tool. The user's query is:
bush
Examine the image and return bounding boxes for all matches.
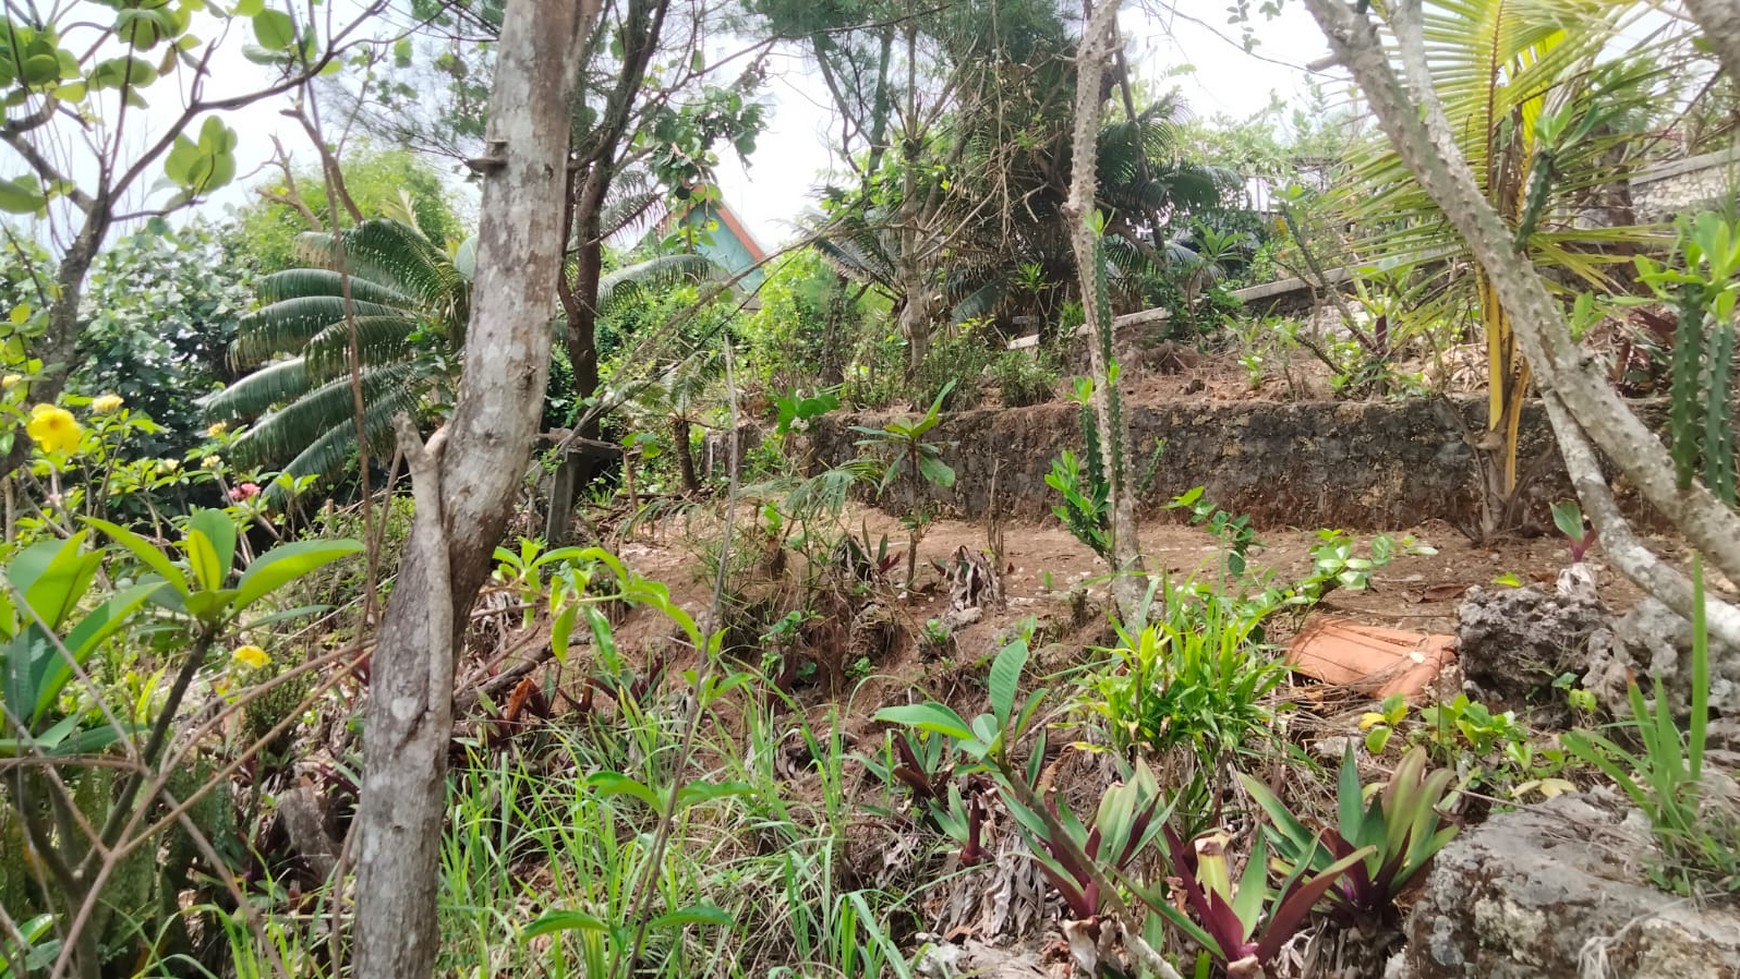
[989,349,1060,407]
[912,325,995,410]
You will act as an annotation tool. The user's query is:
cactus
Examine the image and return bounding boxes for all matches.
[1669,283,1709,492]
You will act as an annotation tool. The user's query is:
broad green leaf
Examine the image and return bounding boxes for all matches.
[86,517,188,595]
[183,530,224,594]
[917,454,955,488]
[186,510,238,586]
[872,702,974,741]
[988,637,1028,726]
[0,176,46,215]
[585,771,661,811]
[252,9,295,50]
[550,604,578,666]
[649,904,734,930]
[674,779,751,811]
[232,538,363,613]
[33,582,162,724]
[89,55,159,90]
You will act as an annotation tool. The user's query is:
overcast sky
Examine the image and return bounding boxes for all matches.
[710,3,1341,247]
[11,2,1344,251]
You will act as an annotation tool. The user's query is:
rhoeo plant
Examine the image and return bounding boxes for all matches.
[1003,759,1169,920]
[1143,827,1370,977]
[1551,500,1598,562]
[1239,746,1459,928]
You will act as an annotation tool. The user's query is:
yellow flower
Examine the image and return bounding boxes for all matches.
[25,403,81,455]
[231,644,269,670]
[91,393,124,414]
[1358,712,1388,731]
[202,455,223,470]
[206,421,228,437]
[155,458,181,475]
[1,374,20,390]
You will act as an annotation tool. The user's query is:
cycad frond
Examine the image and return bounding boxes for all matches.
[301,316,423,380]
[596,253,723,317]
[203,358,312,420]
[254,269,418,308]
[232,298,411,366]
[228,361,425,473]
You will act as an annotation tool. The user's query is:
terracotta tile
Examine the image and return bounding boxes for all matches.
[1287,615,1456,700]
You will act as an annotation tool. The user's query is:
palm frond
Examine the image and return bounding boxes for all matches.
[300,316,423,380]
[232,297,412,366]
[228,361,427,471]
[202,358,312,420]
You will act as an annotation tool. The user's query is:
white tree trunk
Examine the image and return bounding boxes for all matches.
[351,2,600,976]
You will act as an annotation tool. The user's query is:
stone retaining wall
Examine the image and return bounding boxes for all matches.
[807,397,1675,532]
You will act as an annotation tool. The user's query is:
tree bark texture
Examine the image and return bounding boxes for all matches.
[352,2,599,977]
[1062,0,1144,619]
[1299,0,1740,589]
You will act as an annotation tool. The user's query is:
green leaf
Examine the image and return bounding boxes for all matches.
[916,454,955,488]
[186,510,238,589]
[648,904,734,930]
[232,538,363,613]
[33,582,162,724]
[89,55,159,90]
[252,9,295,50]
[551,604,578,666]
[585,771,662,811]
[873,702,974,741]
[674,779,751,811]
[523,909,609,938]
[988,637,1028,727]
[0,176,47,215]
[85,517,189,596]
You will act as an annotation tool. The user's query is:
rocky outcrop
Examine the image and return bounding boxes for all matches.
[1584,595,1740,725]
[1455,584,1612,716]
[1393,792,1740,979]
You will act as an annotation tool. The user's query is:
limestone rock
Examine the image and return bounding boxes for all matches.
[1455,585,1611,712]
[1398,792,1740,979]
[1584,596,1740,726]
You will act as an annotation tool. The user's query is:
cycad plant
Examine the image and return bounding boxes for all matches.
[207,217,719,484]
[203,218,467,481]
[1338,0,1667,535]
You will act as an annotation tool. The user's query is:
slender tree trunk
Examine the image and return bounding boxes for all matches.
[1063,0,1144,619]
[352,3,598,978]
[674,417,698,492]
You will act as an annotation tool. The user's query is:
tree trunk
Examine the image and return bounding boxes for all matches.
[545,192,606,544]
[0,216,107,482]
[1062,0,1144,620]
[352,2,598,977]
[673,417,698,492]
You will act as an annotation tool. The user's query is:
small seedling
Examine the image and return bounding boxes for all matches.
[1551,500,1598,562]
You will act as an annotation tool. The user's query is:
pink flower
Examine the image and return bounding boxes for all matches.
[229,482,261,501]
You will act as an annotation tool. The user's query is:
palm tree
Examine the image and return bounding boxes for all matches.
[207,217,717,483]
[1337,0,1670,534]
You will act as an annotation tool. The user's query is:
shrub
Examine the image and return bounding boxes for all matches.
[989,349,1060,407]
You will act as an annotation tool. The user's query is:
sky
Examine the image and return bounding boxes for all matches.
[710,3,1342,247]
[9,1,1346,252]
